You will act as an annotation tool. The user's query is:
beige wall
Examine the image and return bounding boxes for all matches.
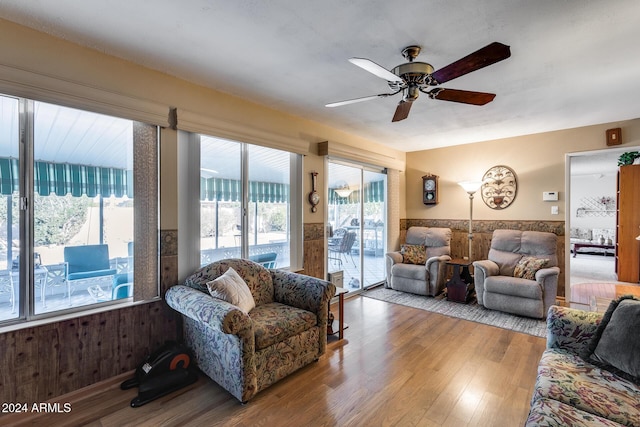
[0,18,406,232]
[406,119,640,222]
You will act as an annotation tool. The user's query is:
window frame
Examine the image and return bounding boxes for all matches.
[177,132,303,279]
[0,93,160,328]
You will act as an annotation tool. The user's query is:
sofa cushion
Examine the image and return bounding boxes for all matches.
[484,276,543,299]
[533,349,640,427]
[400,244,427,264]
[391,263,427,281]
[405,226,429,245]
[250,302,317,350]
[513,256,549,280]
[526,397,624,427]
[488,250,523,276]
[488,230,558,274]
[584,296,640,385]
[207,267,256,313]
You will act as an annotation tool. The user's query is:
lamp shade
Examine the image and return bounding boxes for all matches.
[334,185,352,198]
[458,180,483,194]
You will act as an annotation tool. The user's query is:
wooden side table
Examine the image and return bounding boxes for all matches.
[445,258,474,303]
[328,287,349,339]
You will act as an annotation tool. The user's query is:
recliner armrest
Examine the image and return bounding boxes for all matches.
[425,254,451,267]
[472,260,499,306]
[535,266,560,282]
[165,285,252,335]
[385,251,403,265]
[473,259,499,277]
[385,251,403,288]
[426,254,452,293]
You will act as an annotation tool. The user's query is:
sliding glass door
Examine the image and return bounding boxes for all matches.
[327,161,386,292]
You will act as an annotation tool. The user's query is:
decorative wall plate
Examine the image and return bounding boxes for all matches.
[481,165,517,209]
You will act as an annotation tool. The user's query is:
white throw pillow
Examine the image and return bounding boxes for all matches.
[206,267,255,313]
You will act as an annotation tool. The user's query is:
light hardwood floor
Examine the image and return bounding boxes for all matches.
[4,295,546,427]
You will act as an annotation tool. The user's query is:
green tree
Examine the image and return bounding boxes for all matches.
[33,194,91,246]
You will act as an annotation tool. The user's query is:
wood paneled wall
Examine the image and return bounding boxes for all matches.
[0,230,180,404]
[0,301,177,403]
[403,219,566,297]
[303,223,325,279]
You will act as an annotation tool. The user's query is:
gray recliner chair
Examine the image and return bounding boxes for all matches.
[473,229,560,319]
[385,227,452,296]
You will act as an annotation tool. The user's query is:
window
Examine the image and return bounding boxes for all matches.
[0,94,157,324]
[199,135,299,269]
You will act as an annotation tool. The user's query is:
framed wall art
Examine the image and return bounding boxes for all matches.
[481,165,518,210]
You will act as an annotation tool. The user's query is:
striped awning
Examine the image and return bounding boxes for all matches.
[329,180,385,205]
[200,177,289,203]
[0,157,133,198]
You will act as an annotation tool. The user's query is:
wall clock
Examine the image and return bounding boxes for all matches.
[422,174,439,205]
[308,172,320,213]
[481,165,517,209]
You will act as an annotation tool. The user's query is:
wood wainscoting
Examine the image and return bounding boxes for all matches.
[1,295,545,426]
[0,300,178,404]
[0,230,180,405]
[404,219,566,297]
[303,223,325,279]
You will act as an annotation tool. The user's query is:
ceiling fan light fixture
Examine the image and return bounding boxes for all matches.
[334,185,352,198]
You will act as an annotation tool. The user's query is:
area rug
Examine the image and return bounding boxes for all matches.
[363,287,546,338]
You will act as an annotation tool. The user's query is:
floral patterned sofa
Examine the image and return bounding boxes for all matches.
[165,258,335,403]
[526,306,639,426]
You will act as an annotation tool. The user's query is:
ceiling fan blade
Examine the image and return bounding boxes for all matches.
[326,92,398,107]
[392,100,413,122]
[430,42,511,85]
[428,88,496,105]
[349,58,403,83]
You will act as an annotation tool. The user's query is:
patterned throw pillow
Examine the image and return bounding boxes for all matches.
[207,267,256,313]
[582,296,640,385]
[513,256,549,280]
[401,244,427,265]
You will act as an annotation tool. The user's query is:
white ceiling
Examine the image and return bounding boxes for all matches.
[1,1,640,152]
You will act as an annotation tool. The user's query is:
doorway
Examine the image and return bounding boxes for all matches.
[327,161,387,293]
[567,147,640,305]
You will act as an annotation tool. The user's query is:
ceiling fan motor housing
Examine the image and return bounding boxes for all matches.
[389,62,435,91]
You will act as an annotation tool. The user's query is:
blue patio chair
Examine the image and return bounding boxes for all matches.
[64,244,117,281]
[249,252,278,269]
[64,245,117,301]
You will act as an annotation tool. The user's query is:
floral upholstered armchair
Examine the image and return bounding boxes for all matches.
[165,258,335,403]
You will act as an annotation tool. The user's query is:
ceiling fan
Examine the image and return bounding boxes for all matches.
[326,42,511,122]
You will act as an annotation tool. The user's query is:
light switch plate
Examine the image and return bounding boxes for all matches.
[551,205,559,215]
